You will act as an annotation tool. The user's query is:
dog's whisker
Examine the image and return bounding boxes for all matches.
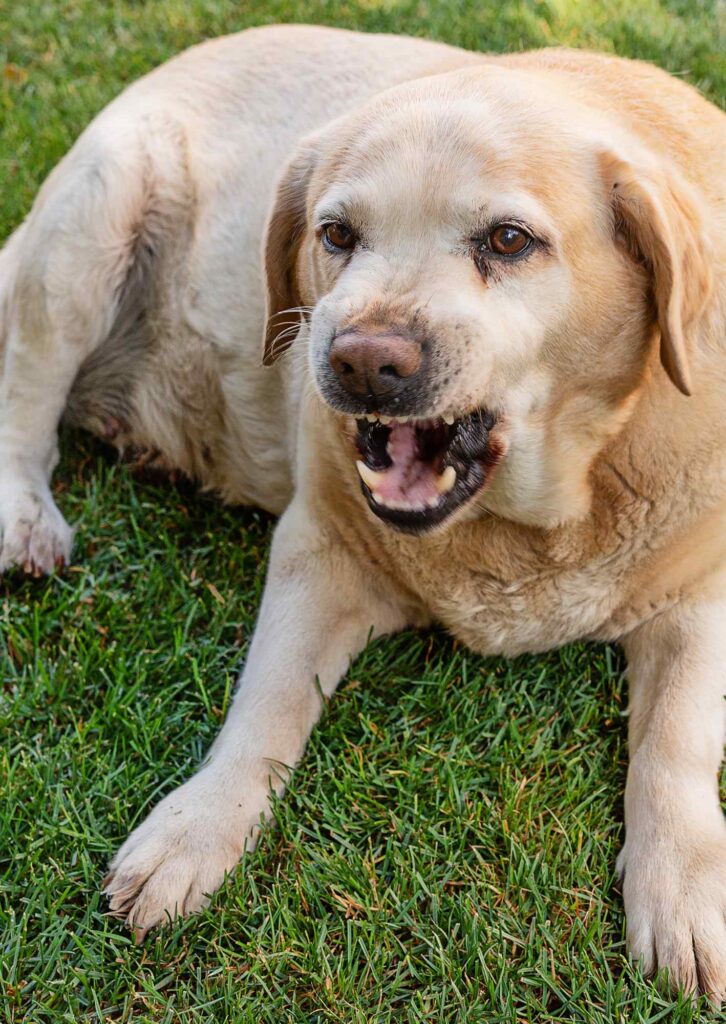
[269,306,314,321]
[267,324,305,359]
[271,325,304,343]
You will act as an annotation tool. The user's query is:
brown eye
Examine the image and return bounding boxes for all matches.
[323,222,356,251]
[488,224,532,256]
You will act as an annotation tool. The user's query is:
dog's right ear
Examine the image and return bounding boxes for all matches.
[262,141,318,366]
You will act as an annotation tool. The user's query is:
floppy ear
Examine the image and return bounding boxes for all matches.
[261,141,318,366]
[601,152,712,396]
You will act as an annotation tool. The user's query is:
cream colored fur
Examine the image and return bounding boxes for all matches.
[0,25,723,1003]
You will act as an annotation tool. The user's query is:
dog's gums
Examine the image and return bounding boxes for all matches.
[353,410,499,531]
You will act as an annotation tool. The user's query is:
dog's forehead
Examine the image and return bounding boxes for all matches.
[314,75,587,227]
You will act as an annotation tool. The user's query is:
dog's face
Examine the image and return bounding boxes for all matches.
[263,68,710,533]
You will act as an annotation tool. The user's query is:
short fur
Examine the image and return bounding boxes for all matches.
[0,25,724,1002]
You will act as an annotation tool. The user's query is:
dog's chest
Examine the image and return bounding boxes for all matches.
[356,497,656,655]
[392,530,624,655]
[316,423,669,654]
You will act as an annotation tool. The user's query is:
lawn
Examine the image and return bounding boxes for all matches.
[1,1,724,1021]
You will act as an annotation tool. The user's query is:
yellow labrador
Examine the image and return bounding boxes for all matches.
[0,25,724,1002]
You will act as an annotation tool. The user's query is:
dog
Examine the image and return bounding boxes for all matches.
[0,24,724,1002]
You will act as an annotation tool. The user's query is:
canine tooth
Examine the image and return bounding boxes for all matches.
[442,413,455,426]
[435,465,457,494]
[426,496,440,508]
[356,460,387,491]
[365,414,378,423]
[379,415,392,425]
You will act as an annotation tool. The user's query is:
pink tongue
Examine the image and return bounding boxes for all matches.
[375,424,441,505]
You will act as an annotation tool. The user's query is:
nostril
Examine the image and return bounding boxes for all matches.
[329,332,422,397]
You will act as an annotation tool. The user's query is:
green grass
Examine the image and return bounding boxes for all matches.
[1,1,724,1020]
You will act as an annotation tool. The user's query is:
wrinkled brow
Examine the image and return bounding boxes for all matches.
[466,194,558,242]
[313,186,358,228]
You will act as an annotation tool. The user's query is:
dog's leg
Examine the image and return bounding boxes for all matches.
[103,498,412,936]
[618,599,726,1003]
[0,291,84,574]
[0,138,158,575]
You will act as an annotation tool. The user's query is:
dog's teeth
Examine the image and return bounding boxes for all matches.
[382,498,415,511]
[379,415,392,425]
[435,466,457,494]
[356,460,387,491]
[365,414,378,423]
[376,495,432,512]
[442,413,455,426]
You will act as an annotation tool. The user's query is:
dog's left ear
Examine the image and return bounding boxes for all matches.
[261,139,319,366]
[601,152,712,396]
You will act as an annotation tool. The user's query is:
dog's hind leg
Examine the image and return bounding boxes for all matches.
[0,117,173,574]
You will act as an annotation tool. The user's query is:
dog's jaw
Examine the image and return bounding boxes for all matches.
[350,409,502,533]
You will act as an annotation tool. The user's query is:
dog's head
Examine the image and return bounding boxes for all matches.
[262,66,712,533]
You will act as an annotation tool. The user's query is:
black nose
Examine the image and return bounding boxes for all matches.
[328,332,422,402]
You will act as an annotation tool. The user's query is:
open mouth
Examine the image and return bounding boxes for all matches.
[353,409,499,532]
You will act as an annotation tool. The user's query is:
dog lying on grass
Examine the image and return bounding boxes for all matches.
[0,23,724,1002]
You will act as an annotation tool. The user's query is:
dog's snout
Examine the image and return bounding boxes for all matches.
[328,333,422,402]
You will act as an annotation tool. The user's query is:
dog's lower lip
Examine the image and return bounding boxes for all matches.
[352,409,497,531]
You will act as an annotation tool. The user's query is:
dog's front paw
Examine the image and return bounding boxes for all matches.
[103,773,270,938]
[618,828,726,1005]
[0,479,72,575]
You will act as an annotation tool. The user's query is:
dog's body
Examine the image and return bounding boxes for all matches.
[1,25,724,1001]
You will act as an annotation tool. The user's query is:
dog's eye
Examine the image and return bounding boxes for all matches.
[322,222,356,252]
[487,224,532,256]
